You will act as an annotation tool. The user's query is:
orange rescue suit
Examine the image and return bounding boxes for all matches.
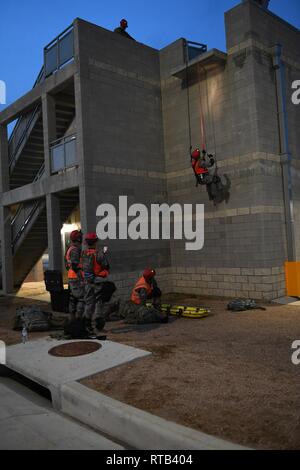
[131,276,153,305]
[82,248,109,278]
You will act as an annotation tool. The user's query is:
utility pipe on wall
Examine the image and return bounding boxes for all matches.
[272,44,296,261]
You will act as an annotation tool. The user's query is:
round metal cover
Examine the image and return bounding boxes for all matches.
[48,341,101,357]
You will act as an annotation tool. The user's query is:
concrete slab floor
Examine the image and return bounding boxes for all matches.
[0,377,124,450]
[1,282,51,303]
[272,296,300,306]
[6,338,151,390]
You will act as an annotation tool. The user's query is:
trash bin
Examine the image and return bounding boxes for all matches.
[44,270,64,292]
[44,270,69,313]
[50,290,70,313]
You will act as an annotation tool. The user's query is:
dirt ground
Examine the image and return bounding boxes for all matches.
[0,294,54,345]
[81,294,300,450]
[1,292,300,449]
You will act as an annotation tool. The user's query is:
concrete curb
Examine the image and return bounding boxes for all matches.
[60,381,247,450]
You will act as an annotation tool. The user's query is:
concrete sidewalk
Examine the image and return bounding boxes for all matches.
[0,377,124,450]
[3,337,247,450]
[5,338,151,407]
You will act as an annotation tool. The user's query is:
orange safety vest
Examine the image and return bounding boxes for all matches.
[131,276,153,305]
[82,248,109,278]
[65,245,82,280]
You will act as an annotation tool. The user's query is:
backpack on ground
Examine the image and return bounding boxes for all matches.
[14,306,51,332]
[227,299,266,312]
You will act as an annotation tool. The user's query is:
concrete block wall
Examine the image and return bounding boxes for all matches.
[158,0,296,300]
[75,19,171,275]
[171,266,285,301]
[226,0,300,259]
[71,5,299,300]
[1,3,298,300]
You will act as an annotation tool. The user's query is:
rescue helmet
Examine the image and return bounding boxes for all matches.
[143,268,156,280]
[191,148,201,160]
[85,232,98,243]
[120,18,128,29]
[70,230,83,243]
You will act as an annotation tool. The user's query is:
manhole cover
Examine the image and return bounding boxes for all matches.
[48,341,101,358]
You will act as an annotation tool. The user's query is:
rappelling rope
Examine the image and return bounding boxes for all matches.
[202,63,218,164]
[184,40,193,161]
[197,61,218,171]
[197,62,207,152]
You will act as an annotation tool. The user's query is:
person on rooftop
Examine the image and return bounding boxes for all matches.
[114,19,135,41]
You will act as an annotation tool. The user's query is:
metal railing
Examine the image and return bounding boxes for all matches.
[185,40,207,62]
[11,200,42,251]
[33,66,45,87]
[33,162,45,182]
[8,23,74,175]
[8,105,42,171]
[50,133,77,174]
[0,199,44,272]
[44,24,74,78]
[8,65,44,171]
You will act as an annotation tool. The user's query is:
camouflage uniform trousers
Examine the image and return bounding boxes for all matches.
[68,279,85,319]
[120,301,165,325]
[83,278,106,331]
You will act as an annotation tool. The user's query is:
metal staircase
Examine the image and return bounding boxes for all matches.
[9,92,75,189]
[0,65,77,289]
[0,190,79,288]
[12,191,78,287]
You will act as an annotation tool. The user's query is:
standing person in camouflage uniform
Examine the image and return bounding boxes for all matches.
[121,268,168,325]
[81,233,110,335]
[65,230,84,321]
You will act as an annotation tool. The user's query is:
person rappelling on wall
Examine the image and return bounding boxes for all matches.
[186,58,231,205]
[191,147,231,205]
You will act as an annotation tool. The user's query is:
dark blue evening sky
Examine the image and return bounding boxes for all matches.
[0,0,299,111]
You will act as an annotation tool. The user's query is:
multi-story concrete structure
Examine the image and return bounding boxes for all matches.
[0,0,299,300]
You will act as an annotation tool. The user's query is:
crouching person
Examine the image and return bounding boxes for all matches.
[82,233,110,335]
[65,230,84,321]
[122,269,168,324]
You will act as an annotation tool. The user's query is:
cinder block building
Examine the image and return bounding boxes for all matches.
[0,0,299,300]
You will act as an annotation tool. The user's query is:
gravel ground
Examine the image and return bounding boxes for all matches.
[81,294,300,450]
[1,292,300,449]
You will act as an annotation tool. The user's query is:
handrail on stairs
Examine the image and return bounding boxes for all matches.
[8,66,44,170]
[8,23,74,176]
[8,104,42,170]
[11,201,42,253]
